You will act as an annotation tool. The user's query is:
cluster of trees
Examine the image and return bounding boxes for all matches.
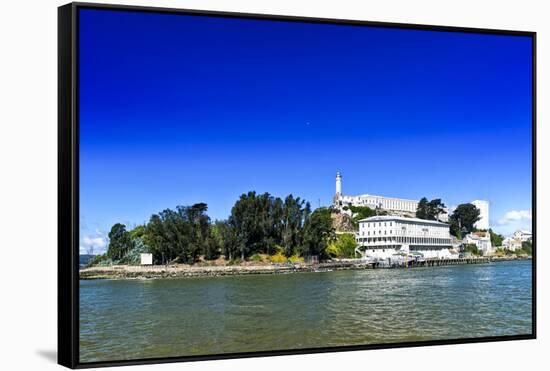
[101,191,337,265]
[489,229,504,247]
[214,192,336,261]
[145,203,219,264]
[416,198,446,221]
[415,198,481,239]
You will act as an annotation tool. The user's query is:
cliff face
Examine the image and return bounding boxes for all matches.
[331,212,356,233]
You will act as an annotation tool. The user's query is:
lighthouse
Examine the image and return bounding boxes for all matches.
[335,172,342,195]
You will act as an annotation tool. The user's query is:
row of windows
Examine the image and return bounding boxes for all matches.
[357,237,452,245]
[360,230,393,236]
[360,231,449,238]
[363,245,449,252]
[362,222,393,228]
[361,221,447,230]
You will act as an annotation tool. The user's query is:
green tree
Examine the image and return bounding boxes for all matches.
[449,204,480,238]
[327,233,357,258]
[349,205,376,227]
[107,223,132,261]
[229,191,274,259]
[416,198,446,221]
[521,241,532,255]
[145,203,217,264]
[428,199,446,221]
[416,197,430,219]
[213,220,238,260]
[489,229,504,247]
[299,207,335,259]
[281,195,309,256]
[128,225,146,239]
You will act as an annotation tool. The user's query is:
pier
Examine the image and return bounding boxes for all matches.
[405,257,490,268]
[365,256,492,269]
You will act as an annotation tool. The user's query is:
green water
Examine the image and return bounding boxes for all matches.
[80,260,532,363]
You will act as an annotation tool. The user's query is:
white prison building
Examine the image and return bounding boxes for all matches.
[334,172,420,214]
[513,230,532,242]
[356,216,453,260]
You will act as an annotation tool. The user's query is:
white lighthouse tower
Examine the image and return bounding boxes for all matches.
[335,171,342,195]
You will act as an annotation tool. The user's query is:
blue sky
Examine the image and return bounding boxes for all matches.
[78,9,533,253]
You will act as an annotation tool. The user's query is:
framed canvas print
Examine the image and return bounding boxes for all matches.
[58,2,536,368]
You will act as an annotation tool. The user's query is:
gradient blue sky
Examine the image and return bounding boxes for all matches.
[78,9,533,253]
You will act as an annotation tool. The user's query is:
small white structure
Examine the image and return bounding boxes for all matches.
[140,253,153,265]
[333,172,448,221]
[356,216,453,260]
[513,230,532,242]
[471,200,490,230]
[463,231,493,255]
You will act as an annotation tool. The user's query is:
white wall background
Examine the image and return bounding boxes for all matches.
[0,0,547,370]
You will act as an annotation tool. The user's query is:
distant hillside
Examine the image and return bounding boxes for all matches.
[79,254,96,268]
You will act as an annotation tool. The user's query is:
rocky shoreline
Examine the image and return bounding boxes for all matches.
[79,261,367,280]
[79,256,530,280]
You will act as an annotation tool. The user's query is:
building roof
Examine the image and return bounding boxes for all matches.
[357,215,448,226]
[339,193,418,203]
[465,233,490,241]
[473,231,489,237]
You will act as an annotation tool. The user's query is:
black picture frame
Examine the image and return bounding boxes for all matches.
[58,2,537,368]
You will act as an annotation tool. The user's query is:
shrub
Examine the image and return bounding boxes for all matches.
[464,243,482,256]
[87,254,112,267]
[228,258,242,265]
[250,253,263,262]
[269,252,287,263]
[288,255,304,263]
[327,233,357,258]
[119,237,151,265]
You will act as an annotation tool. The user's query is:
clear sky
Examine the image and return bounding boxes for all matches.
[78,8,533,254]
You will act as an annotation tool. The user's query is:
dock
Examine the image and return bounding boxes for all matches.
[365,256,492,269]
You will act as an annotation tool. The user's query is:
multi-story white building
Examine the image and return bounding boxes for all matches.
[356,216,453,260]
[513,230,532,242]
[502,230,532,252]
[463,231,493,255]
[503,237,522,251]
[333,172,448,221]
[471,200,490,230]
